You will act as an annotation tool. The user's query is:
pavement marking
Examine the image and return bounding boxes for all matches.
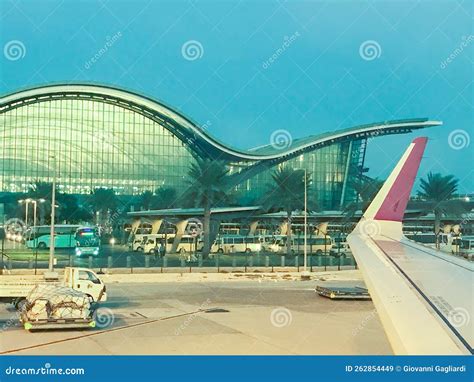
[0,309,208,355]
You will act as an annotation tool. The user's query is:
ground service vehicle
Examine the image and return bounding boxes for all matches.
[0,267,107,309]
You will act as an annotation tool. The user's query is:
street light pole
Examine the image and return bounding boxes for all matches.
[49,156,56,273]
[25,200,29,227]
[301,169,310,280]
[304,169,307,272]
[18,199,31,226]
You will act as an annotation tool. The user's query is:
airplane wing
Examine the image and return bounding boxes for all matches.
[347,137,473,355]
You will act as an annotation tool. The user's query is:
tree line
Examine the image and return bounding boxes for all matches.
[1,158,468,257]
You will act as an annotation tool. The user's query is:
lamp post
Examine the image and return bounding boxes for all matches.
[31,199,45,229]
[48,156,57,275]
[18,199,32,226]
[301,169,310,280]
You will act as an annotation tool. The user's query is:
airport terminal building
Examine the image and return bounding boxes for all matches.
[0,84,441,210]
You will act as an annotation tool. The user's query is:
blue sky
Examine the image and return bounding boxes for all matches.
[1,0,472,193]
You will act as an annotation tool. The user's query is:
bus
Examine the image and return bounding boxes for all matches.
[75,227,101,257]
[211,236,263,254]
[457,236,474,260]
[269,236,333,255]
[141,234,203,255]
[404,232,459,253]
[25,225,80,249]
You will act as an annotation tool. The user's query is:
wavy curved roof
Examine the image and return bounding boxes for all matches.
[0,83,442,162]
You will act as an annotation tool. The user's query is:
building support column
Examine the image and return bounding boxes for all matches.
[248,221,259,236]
[171,219,188,253]
[209,219,221,249]
[130,219,141,235]
[151,219,163,235]
[340,140,353,209]
[278,221,288,236]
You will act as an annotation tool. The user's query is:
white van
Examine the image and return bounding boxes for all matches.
[143,235,167,254]
[129,234,148,252]
[211,236,262,254]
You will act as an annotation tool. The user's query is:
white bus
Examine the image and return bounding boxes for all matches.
[269,236,332,255]
[457,236,474,260]
[143,235,203,255]
[405,232,459,253]
[25,225,80,249]
[211,236,263,254]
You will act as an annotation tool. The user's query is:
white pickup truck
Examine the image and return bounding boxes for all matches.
[0,267,107,309]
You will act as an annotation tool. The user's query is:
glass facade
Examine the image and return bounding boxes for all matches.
[0,99,195,195]
[231,141,361,209]
[0,88,363,210]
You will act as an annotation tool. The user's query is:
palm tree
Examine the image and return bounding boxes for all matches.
[27,181,53,224]
[154,187,178,209]
[140,190,154,210]
[57,193,92,223]
[263,167,310,256]
[186,158,230,257]
[344,177,383,218]
[90,188,118,225]
[418,172,464,241]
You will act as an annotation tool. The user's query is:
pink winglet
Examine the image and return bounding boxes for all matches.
[374,137,428,222]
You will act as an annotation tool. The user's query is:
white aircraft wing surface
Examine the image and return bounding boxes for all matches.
[347,137,473,355]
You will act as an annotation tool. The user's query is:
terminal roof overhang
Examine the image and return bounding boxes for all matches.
[0,83,443,163]
[128,206,261,220]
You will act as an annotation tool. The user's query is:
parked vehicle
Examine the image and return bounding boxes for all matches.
[269,236,332,255]
[25,225,80,249]
[330,235,351,256]
[0,267,107,309]
[128,234,148,252]
[168,235,202,254]
[143,235,166,254]
[405,232,460,254]
[211,235,263,254]
[456,236,474,260]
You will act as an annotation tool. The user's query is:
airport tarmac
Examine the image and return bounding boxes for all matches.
[0,271,392,355]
